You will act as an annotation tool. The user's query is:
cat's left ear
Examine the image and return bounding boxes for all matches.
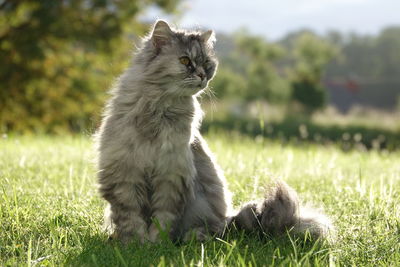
[151,20,173,49]
[200,30,216,47]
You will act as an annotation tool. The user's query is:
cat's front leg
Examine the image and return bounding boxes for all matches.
[148,171,194,242]
[100,179,149,244]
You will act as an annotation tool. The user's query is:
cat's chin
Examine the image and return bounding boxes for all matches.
[181,88,203,97]
[178,84,206,96]
[194,81,208,92]
[192,85,206,95]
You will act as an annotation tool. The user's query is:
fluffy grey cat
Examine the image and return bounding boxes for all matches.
[95,20,333,244]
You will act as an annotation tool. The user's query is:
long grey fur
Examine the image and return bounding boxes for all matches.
[95,20,333,244]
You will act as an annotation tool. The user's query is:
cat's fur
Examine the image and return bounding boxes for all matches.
[95,20,333,244]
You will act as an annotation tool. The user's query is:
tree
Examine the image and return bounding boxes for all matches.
[235,32,291,103]
[290,32,337,113]
[210,68,247,99]
[0,0,180,133]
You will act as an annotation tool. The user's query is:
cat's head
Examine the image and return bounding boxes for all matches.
[140,20,218,96]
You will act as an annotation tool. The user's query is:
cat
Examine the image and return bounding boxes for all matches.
[95,20,333,244]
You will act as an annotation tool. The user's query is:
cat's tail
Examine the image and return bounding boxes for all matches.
[228,181,333,239]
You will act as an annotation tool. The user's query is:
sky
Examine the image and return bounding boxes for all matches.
[142,0,400,40]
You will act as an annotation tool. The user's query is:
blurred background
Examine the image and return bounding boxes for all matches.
[1,0,399,150]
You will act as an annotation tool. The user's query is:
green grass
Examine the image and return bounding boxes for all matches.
[1,133,399,266]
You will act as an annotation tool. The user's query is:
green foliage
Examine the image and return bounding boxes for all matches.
[1,135,400,266]
[209,67,247,98]
[292,32,337,83]
[203,114,400,151]
[0,0,179,134]
[2,0,399,134]
[210,31,335,112]
[291,80,326,112]
[236,32,291,103]
[324,28,400,111]
[289,32,337,112]
[211,32,291,104]
[327,27,400,79]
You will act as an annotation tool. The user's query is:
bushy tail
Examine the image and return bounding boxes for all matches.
[229,181,333,239]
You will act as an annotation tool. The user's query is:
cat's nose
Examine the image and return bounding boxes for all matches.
[197,72,205,80]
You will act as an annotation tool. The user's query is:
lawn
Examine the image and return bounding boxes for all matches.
[1,133,399,266]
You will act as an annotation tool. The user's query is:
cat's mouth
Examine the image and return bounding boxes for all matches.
[182,78,207,93]
[198,79,207,89]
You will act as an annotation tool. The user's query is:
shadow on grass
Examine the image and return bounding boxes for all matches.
[202,115,400,151]
[65,232,331,266]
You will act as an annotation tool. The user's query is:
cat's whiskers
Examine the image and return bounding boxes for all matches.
[201,86,218,114]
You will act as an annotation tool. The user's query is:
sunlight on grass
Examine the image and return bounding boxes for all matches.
[1,134,399,266]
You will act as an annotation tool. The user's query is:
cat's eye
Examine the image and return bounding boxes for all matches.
[203,59,212,70]
[179,57,190,65]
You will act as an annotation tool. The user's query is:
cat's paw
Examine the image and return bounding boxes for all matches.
[110,227,149,244]
[148,223,161,243]
[148,219,174,243]
[183,227,210,242]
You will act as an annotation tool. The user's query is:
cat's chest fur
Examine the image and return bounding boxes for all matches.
[131,96,199,178]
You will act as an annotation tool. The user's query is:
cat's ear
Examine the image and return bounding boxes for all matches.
[200,30,216,46]
[151,20,173,49]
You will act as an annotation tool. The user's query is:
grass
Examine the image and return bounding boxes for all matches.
[1,133,399,266]
[202,102,400,150]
